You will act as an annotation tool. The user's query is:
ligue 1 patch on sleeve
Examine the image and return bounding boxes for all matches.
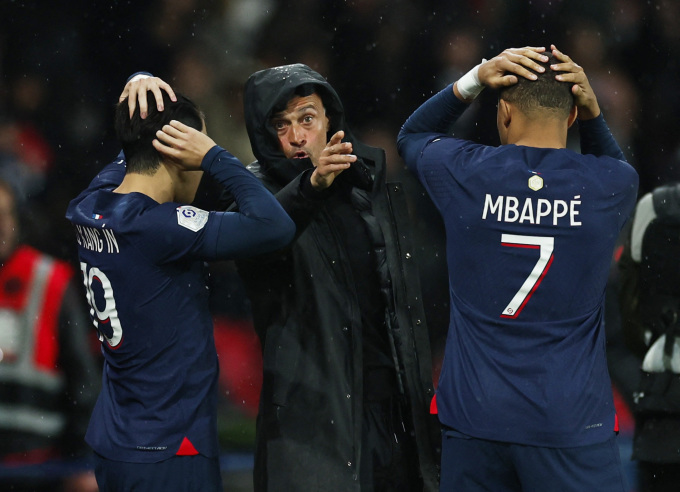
[176,206,209,232]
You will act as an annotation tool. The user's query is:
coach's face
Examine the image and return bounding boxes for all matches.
[270,93,330,167]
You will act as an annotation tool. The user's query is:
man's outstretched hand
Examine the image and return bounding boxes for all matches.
[309,131,357,190]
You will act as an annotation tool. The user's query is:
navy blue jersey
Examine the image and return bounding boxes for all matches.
[398,86,638,447]
[65,146,294,462]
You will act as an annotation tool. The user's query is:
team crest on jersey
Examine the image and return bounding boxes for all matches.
[176,206,209,232]
[528,173,543,191]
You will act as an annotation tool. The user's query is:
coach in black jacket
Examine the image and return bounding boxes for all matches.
[236,63,440,491]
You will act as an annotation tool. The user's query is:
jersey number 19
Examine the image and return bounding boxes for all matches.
[80,262,123,348]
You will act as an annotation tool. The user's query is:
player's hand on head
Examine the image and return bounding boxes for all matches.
[119,75,177,120]
[310,130,357,190]
[550,44,601,120]
[478,46,548,89]
[153,120,216,170]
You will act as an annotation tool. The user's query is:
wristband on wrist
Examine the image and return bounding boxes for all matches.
[127,73,151,83]
[456,59,488,100]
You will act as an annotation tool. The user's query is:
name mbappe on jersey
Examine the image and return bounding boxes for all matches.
[482,193,582,227]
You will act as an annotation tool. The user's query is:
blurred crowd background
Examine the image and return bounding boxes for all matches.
[0,0,678,490]
[2,0,679,263]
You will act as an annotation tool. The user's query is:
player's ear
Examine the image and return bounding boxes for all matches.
[567,105,577,129]
[498,99,512,129]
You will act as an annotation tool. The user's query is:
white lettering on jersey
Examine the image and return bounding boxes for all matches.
[75,225,120,253]
[177,206,209,232]
[76,225,120,253]
[482,194,582,226]
[102,229,119,253]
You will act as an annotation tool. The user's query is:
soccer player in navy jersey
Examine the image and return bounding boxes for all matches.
[65,76,295,492]
[398,45,639,491]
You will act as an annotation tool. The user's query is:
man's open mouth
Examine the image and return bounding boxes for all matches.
[293,151,307,159]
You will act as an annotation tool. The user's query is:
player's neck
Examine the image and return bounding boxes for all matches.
[114,165,176,203]
[509,135,567,149]
[506,119,568,149]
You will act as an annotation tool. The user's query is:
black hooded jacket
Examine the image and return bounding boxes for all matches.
[237,64,440,491]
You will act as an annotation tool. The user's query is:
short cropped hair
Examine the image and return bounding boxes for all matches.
[499,53,574,119]
[115,91,204,174]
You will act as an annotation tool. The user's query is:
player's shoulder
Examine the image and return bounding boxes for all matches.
[73,192,170,234]
[579,150,633,169]
[72,189,213,240]
[117,200,207,234]
[428,137,497,168]
[568,151,637,184]
[113,202,212,260]
[600,154,638,188]
[122,203,216,252]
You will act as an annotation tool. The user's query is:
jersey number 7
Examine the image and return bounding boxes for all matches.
[500,234,554,318]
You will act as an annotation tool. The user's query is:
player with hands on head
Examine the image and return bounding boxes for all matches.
[65,75,295,492]
[398,45,638,492]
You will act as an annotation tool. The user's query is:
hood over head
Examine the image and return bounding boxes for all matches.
[244,63,373,188]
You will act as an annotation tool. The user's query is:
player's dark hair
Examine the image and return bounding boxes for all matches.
[294,83,335,121]
[499,53,574,119]
[115,91,204,174]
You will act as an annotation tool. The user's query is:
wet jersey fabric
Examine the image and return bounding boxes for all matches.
[398,85,639,448]
[65,146,294,463]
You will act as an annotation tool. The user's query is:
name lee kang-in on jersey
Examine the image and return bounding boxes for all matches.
[75,225,120,254]
[482,194,582,226]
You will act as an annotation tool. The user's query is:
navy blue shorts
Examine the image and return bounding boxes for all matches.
[94,453,222,492]
[440,428,628,492]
